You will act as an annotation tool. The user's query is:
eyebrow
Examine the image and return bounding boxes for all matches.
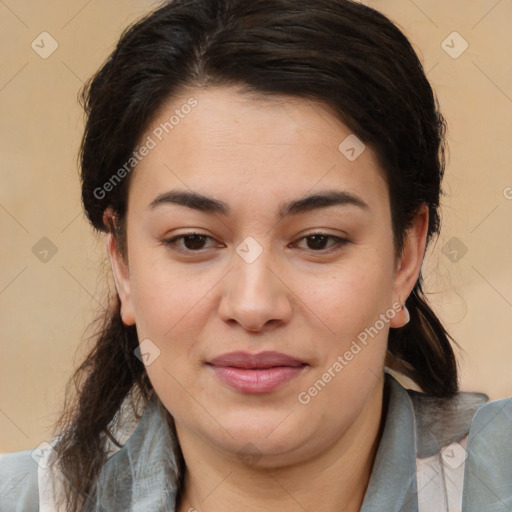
[148,189,370,218]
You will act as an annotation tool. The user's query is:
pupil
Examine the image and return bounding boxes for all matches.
[308,235,327,250]
[184,235,206,250]
[182,235,330,251]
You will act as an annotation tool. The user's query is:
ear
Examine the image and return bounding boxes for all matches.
[103,209,136,326]
[389,203,429,328]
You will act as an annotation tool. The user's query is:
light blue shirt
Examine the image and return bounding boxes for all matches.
[1,373,511,511]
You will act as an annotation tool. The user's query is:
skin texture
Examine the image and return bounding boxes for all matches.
[105,85,428,512]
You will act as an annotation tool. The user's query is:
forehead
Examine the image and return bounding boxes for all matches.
[127,85,389,216]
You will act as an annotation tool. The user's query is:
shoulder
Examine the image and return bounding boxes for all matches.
[0,449,39,512]
[467,394,512,436]
[405,384,511,460]
[405,385,489,457]
[463,396,512,511]
[402,380,512,511]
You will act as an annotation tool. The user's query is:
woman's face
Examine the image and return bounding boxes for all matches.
[107,85,427,466]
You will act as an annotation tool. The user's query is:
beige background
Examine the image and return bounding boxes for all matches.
[1,0,511,453]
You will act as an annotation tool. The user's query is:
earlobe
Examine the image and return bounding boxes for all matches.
[389,295,412,329]
[104,216,136,327]
[389,204,429,328]
[401,302,410,324]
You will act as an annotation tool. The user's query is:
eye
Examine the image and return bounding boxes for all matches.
[161,233,220,252]
[295,234,349,251]
[161,232,349,255]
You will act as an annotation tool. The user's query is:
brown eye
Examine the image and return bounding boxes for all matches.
[182,235,208,250]
[296,234,349,251]
[162,233,218,253]
[306,235,330,250]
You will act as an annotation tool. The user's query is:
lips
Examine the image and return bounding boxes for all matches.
[206,351,308,394]
[207,351,306,369]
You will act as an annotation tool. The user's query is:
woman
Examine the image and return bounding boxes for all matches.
[1,0,510,511]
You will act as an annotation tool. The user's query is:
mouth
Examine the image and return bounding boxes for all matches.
[206,351,308,394]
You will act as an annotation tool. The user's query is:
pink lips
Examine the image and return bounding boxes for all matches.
[207,351,307,394]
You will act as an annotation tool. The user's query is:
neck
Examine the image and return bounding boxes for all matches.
[176,379,387,512]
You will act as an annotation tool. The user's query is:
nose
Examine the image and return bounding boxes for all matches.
[218,247,293,332]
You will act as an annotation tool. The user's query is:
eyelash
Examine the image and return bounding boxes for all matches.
[161,232,350,254]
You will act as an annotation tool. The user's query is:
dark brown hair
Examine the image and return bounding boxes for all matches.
[52,0,459,510]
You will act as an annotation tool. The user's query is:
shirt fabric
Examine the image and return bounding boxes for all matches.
[1,372,511,512]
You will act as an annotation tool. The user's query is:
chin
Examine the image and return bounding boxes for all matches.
[211,412,311,455]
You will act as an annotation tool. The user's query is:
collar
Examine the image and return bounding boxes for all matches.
[94,393,180,512]
[89,372,487,512]
[360,373,418,512]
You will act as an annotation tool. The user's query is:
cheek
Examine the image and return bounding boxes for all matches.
[127,249,221,392]
[294,252,394,344]
[128,247,212,336]
[128,255,212,415]
[292,261,392,425]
